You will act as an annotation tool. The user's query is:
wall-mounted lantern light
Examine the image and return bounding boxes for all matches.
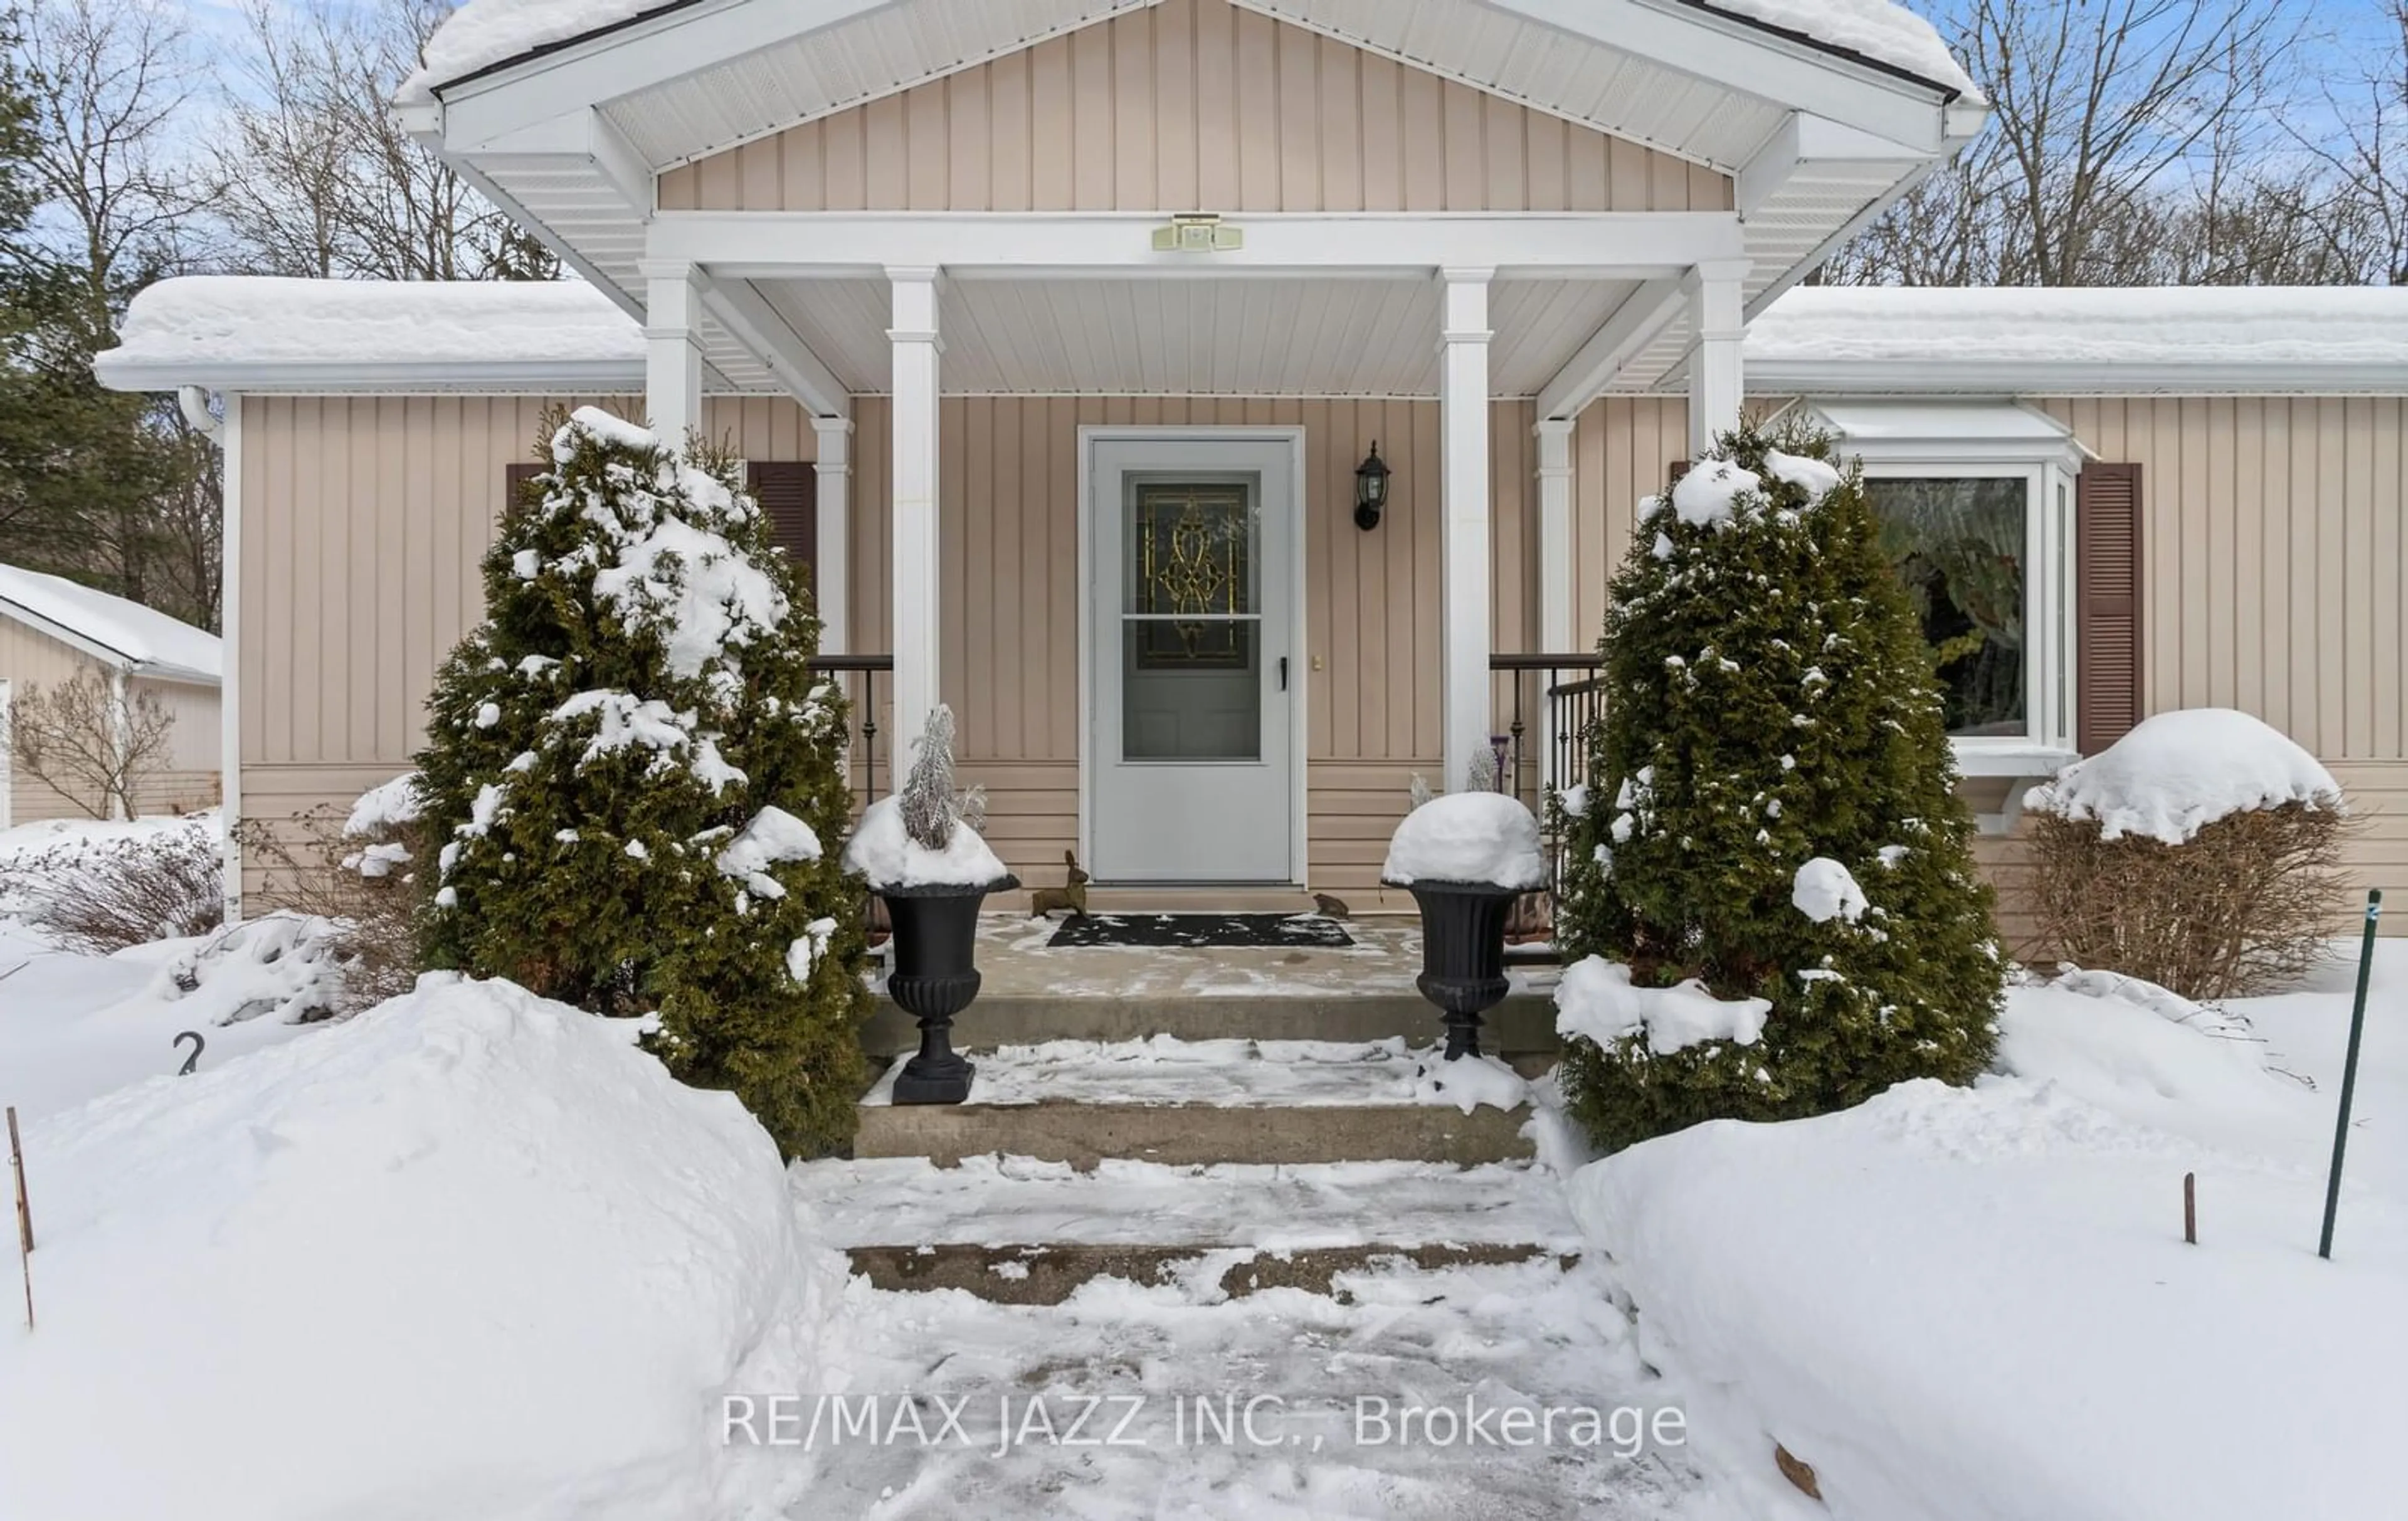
[1354,442,1391,530]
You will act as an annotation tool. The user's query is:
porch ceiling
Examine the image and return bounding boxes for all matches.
[753,275,1642,396]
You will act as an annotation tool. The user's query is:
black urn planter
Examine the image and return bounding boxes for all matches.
[876,874,1018,1104]
[1393,879,1521,1060]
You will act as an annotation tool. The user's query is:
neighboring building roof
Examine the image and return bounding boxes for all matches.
[95,276,2408,400]
[400,0,1978,104]
[0,565,222,684]
[95,277,642,393]
[1745,285,2408,394]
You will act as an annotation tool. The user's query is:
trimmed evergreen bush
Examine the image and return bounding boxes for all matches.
[1557,419,2003,1153]
[415,406,867,1158]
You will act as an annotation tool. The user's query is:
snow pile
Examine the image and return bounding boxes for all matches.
[342,772,423,836]
[1556,955,1772,1055]
[2024,708,2342,844]
[0,976,847,1521]
[1791,856,1868,924]
[145,912,356,1026]
[1410,1050,1531,1114]
[400,0,668,100]
[0,563,220,680]
[2048,965,2256,1042]
[1381,791,1546,888]
[714,805,823,899]
[843,794,1010,890]
[99,276,640,378]
[1569,979,2407,1521]
[1667,458,1761,527]
[1762,448,1841,497]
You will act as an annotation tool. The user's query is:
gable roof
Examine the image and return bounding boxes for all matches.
[96,276,2408,401]
[393,0,1984,404]
[0,565,222,685]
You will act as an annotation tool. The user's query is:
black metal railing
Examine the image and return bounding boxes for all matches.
[1487,652,1606,811]
[806,654,894,805]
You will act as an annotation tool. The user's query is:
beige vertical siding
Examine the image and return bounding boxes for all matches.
[1982,398,2408,942]
[657,0,1732,214]
[845,394,1536,902]
[236,391,1545,906]
[0,616,218,823]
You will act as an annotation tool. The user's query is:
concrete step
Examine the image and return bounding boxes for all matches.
[852,1037,1546,1168]
[861,990,1561,1057]
[796,1154,1582,1304]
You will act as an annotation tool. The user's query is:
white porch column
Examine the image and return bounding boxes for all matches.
[641,260,705,448]
[1534,418,1576,653]
[887,268,942,751]
[810,411,852,655]
[1440,268,1494,792]
[1686,258,1750,458]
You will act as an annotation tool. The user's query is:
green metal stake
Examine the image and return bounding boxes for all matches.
[2320,888,2382,1260]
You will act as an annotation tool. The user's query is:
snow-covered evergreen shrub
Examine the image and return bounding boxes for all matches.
[1556,419,2002,1153]
[415,407,867,1159]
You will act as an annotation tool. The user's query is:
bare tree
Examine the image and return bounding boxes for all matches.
[2298,1,2408,286]
[1826,0,2323,287]
[213,0,556,282]
[6,668,176,819]
[16,0,201,334]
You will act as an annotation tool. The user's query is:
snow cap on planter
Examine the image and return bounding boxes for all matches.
[1553,416,2003,1154]
[412,405,867,1160]
[843,705,1011,891]
[1382,791,1546,889]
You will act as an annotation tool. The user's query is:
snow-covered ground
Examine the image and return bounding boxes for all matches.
[4,800,2402,1520]
[1573,955,2408,1521]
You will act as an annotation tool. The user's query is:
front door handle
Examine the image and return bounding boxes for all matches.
[1278,656,1289,692]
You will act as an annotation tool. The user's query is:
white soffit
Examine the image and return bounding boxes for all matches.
[753,275,1640,395]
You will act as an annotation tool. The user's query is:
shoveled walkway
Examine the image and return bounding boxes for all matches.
[781,1154,1728,1521]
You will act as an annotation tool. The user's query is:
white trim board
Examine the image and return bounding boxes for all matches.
[1075,424,1311,888]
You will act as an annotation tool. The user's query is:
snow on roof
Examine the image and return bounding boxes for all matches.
[398,0,1976,107]
[1747,285,2408,379]
[97,276,641,388]
[0,564,221,682]
[399,0,671,103]
[1696,1,1977,96]
[94,276,2408,397]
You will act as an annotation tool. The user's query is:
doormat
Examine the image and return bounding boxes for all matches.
[1046,912,1354,950]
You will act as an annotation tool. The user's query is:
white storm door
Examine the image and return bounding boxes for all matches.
[1089,436,1297,882]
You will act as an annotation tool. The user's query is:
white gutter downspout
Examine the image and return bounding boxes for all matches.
[182,386,241,924]
[105,667,131,821]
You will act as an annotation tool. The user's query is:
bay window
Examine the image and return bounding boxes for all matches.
[1800,403,2085,777]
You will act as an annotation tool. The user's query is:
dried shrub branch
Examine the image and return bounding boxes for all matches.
[233,801,421,1016]
[0,824,223,954]
[2027,800,2357,999]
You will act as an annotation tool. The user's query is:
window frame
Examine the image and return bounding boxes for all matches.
[1812,403,2087,779]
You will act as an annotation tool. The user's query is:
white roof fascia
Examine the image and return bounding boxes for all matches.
[1747,358,2408,398]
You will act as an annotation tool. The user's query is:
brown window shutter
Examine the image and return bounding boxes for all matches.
[746,461,817,585]
[504,462,541,513]
[1669,460,1692,488]
[2076,462,2144,754]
